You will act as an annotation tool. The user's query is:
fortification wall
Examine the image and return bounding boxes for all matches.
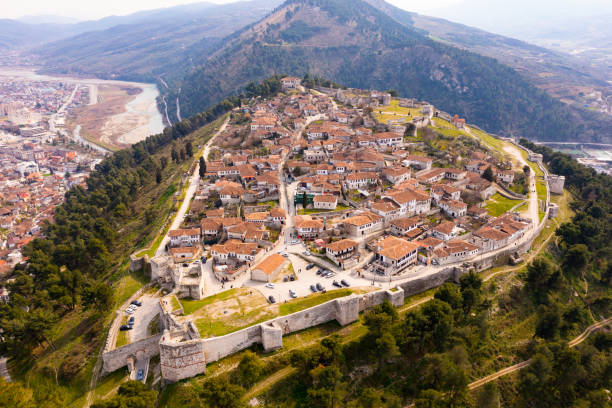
[160,337,207,382]
[102,334,162,374]
[202,325,262,363]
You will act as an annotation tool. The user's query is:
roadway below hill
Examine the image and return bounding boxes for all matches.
[155,117,229,257]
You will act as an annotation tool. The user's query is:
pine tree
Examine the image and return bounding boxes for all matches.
[199,157,206,178]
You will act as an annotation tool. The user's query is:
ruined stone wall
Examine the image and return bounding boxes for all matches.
[102,334,162,374]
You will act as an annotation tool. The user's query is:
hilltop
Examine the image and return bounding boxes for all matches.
[161,0,612,143]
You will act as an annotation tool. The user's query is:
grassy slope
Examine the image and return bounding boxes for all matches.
[484,193,523,217]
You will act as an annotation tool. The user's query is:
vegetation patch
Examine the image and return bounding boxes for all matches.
[484,193,523,217]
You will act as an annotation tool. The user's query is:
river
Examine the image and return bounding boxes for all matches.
[0,67,165,147]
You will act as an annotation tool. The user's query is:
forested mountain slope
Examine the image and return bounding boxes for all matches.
[32,0,282,81]
[163,0,612,143]
[363,0,611,119]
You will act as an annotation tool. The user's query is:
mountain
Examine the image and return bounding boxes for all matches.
[163,0,612,143]
[0,20,71,49]
[33,0,283,82]
[363,0,612,117]
[17,15,81,25]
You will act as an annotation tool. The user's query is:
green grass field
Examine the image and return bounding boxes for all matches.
[484,193,523,217]
[298,204,349,215]
[279,289,353,316]
[180,289,242,316]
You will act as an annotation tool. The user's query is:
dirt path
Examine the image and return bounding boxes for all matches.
[243,367,295,402]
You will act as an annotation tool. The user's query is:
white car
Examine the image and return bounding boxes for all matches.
[303,251,311,256]
[289,289,297,298]
[280,252,289,257]
[291,240,299,245]
[265,283,275,289]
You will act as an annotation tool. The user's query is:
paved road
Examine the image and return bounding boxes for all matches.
[126,293,161,384]
[156,117,229,257]
[503,143,539,226]
[0,357,10,382]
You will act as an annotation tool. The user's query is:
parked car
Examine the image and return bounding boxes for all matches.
[130,300,142,307]
[306,263,315,270]
[333,281,342,288]
[316,283,324,291]
[327,272,336,278]
[303,251,311,256]
[316,269,323,275]
[265,283,275,289]
[291,239,299,245]
[310,285,318,292]
[183,263,188,267]
[128,316,135,325]
[268,296,276,304]
[283,276,289,282]
[289,289,297,298]
[280,252,289,257]
[137,369,143,381]
[290,276,295,281]
[341,280,350,287]
[119,325,132,331]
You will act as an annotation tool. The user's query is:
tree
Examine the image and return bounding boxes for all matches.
[160,156,168,169]
[200,377,245,408]
[82,282,114,312]
[525,257,557,304]
[0,378,35,408]
[535,305,561,340]
[359,388,382,408]
[302,192,308,209]
[482,166,494,182]
[91,381,158,408]
[307,365,346,408]
[563,244,589,272]
[185,140,193,157]
[476,383,500,408]
[179,148,186,161]
[155,169,162,184]
[523,164,531,175]
[236,351,264,387]
[171,147,179,162]
[199,156,206,179]
[434,283,462,309]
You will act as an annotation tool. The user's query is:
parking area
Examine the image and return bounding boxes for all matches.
[245,243,359,303]
[127,293,161,343]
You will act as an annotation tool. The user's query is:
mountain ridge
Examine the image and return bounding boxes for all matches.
[163,0,611,143]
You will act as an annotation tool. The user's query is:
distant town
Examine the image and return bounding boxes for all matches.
[0,72,104,276]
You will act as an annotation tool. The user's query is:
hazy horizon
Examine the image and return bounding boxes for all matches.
[4,0,612,42]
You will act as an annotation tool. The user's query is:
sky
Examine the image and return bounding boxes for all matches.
[3,0,612,37]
